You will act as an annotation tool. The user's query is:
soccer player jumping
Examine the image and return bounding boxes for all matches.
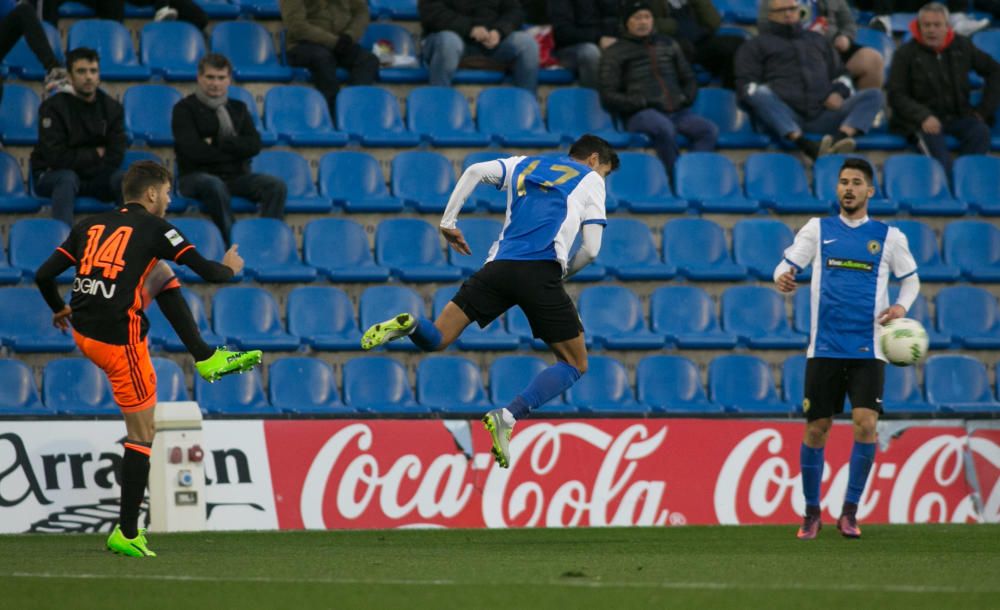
[361,135,619,469]
[35,161,262,557]
[773,158,920,539]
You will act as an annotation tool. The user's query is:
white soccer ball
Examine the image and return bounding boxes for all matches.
[880,318,929,366]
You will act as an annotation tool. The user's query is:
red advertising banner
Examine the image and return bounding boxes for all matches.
[263,419,1000,529]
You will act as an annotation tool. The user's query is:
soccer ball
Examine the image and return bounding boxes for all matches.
[880,318,929,366]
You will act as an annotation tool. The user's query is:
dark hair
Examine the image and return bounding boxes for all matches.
[122,160,172,201]
[569,134,620,172]
[198,53,233,75]
[66,47,99,71]
[839,157,874,185]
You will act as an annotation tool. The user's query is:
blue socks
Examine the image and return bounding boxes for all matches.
[800,444,824,510]
[845,441,876,506]
[507,361,582,419]
[409,318,442,351]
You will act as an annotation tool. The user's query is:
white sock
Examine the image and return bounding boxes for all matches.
[501,408,516,426]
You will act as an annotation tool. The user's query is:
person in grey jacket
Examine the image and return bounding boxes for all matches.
[757,0,884,89]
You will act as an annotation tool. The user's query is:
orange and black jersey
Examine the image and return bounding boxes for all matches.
[35,203,233,345]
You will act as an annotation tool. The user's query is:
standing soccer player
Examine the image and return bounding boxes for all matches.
[360,134,618,469]
[773,157,920,539]
[34,161,262,557]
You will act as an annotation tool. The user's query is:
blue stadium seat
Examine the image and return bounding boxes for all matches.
[2,21,63,80]
[924,355,1000,413]
[0,150,41,213]
[638,355,720,414]
[462,151,509,212]
[343,356,426,413]
[489,355,568,409]
[195,369,277,415]
[153,357,189,402]
[745,153,830,213]
[195,0,241,19]
[651,286,738,348]
[269,357,342,414]
[212,287,300,350]
[690,87,770,148]
[44,358,117,415]
[390,151,455,213]
[973,29,1000,62]
[953,155,1000,215]
[359,286,425,352]
[715,0,757,23]
[889,220,960,281]
[231,219,317,282]
[674,152,759,212]
[68,20,151,80]
[565,356,643,415]
[233,0,280,18]
[0,359,45,414]
[883,364,935,414]
[407,87,489,146]
[813,154,896,214]
[476,87,561,147]
[0,244,22,284]
[662,218,748,280]
[360,23,427,83]
[141,22,205,81]
[942,220,1000,281]
[432,286,519,350]
[146,287,222,352]
[9,218,72,283]
[229,85,277,146]
[884,155,966,215]
[265,85,349,146]
[287,286,362,350]
[606,152,686,213]
[303,218,389,282]
[375,218,463,282]
[594,218,675,280]
[0,83,40,144]
[732,219,795,280]
[369,0,419,19]
[709,354,791,414]
[337,86,420,147]
[167,218,234,283]
[545,88,632,148]
[417,356,490,415]
[449,218,501,275]
[578,286,664,349]
[318,151,402,212]
[781,355,806,412]
[251,150,329,212]
[936,286,1000,348]
[211,21,292,81]
[124,85,182,146]
[722,286,808,349]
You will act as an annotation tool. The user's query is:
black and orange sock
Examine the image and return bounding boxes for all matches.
[120,440,152,539]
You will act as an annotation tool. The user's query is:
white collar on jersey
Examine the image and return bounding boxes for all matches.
[838,214,870,228]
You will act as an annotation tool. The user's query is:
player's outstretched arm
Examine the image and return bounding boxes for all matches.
[440,161,506,233]
[35,249,75,329]
[177,245,243,283]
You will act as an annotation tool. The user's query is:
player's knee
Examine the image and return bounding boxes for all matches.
[569,357,587,376]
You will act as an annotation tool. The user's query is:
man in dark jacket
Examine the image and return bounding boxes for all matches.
[172,54,286,245]
[419,0,539,90]
[735,0,884,159]
[548,0,619,89]
[31,47,126,226]
[280,0,378,115]
[888,2,1000,174]
[652,0,744,89]
[598,1,716,175]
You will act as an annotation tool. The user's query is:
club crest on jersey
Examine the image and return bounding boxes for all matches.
[802,398,811,413]
[867,240,881,254]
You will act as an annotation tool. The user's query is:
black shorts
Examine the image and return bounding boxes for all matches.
[839,41,863,63]
[451,259,583,344]
[803,357,885,421]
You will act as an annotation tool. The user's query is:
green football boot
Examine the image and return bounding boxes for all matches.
[360,313,416,351]
[196,347,263,383]
[482,408,514,469]
[106,525,157,557]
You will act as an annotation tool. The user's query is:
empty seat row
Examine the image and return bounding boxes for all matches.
[4,282,1000,354]
[3,353,998,416]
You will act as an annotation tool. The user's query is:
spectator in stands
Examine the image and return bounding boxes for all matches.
[31,47,126,226]
[888,2,1000,175]
[735,0,884,160]
[172,53,286,246]
[547,0,619,89]
[864,0,989,37]
[756,0,885,90]
[35,0,208,31]
[0,0,67,103]
[651,0,743,89]
[419,0,540,91]
[598,1,717,176]
[280,0,379,115]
